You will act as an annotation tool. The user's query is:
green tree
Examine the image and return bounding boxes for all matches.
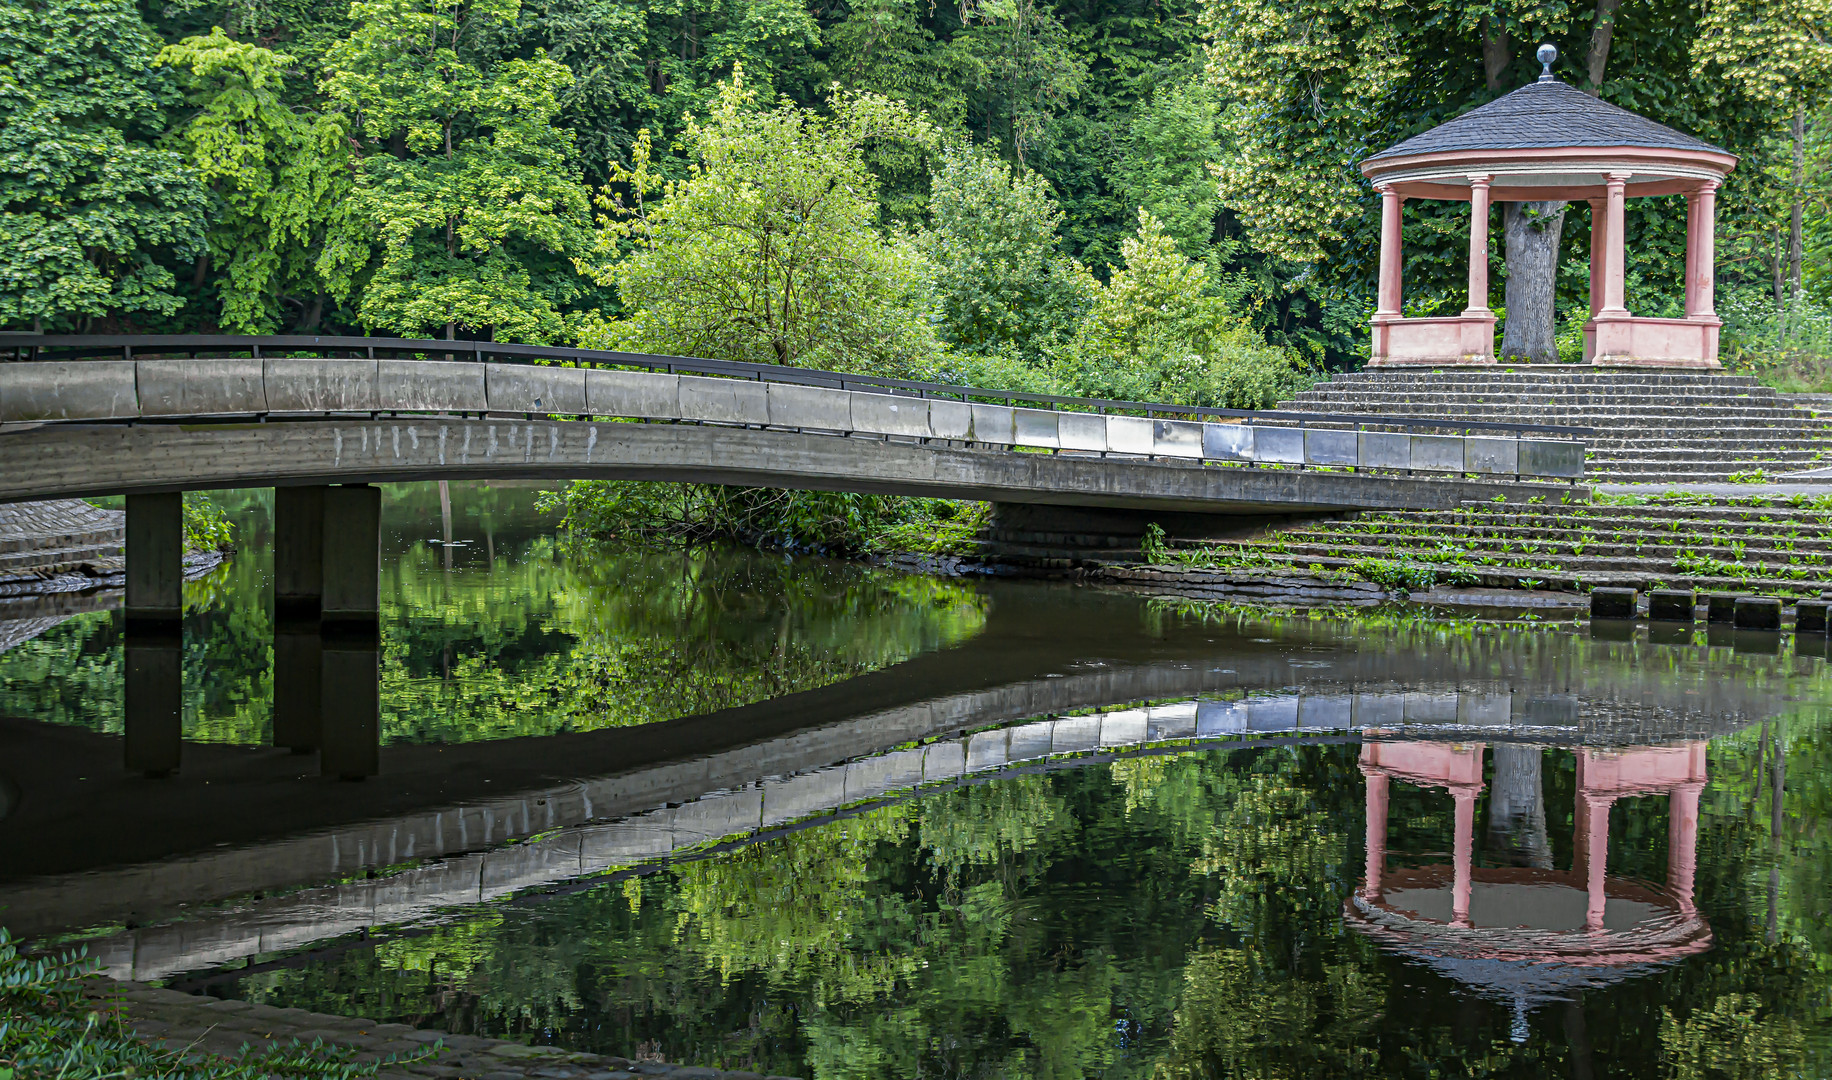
[157,29,365,332]
[1057,209,1302,408]
[322,0,592,342]
[0,0,209,332]
[1112,82,1223,263]
[920,145,1092,362]
[578,70,939,374]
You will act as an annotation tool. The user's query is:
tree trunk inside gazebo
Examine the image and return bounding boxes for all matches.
[1501,201,1568,363]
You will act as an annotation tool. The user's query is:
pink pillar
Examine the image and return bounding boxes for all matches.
[1465,176,1492,315]
[1377,186,1404,316]
[1576,792,1615,931]
[1588,198,1608,317]
[1691,180,1719,318]
[1668,781,1704,915]
[1451,787,1479,927]
[1601,172,1631,316]
[1361,766,1390,901]
[1684,192,1702,316]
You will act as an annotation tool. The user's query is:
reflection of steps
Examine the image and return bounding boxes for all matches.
[1197,500,1832,596]
[0,498,125,583]
[1281,368,1832,483]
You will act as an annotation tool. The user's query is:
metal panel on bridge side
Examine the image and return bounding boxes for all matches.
[0,361,138,422]
[1303,429,1359,467]
[1520,439,1585,479]
[678,375,768,425]
[767,382,852,432]
[970,403,1016,445]
[1410,434,1465,473]
[929,400,972,440]
[1202,423,1252,462]
[1255,426,1305,464]
[486,363,587,415]
[264,359,378,413]
[1058,412,1107,452]
[377,360,487,412]
[137,359,267,417]
[1012,408,1060,449]
[1357,431,1411,470]
[1107,416,1153,456]
[1464,436,1520,476]
[1153,420,1203,459]
[850,392,931,438]
[585,369,678,418]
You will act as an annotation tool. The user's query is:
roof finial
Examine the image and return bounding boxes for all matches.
[1537,43,1558,82]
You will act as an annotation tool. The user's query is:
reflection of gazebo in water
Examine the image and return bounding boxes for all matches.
[1358,46,1738,368]
[1344,741,1712,1040]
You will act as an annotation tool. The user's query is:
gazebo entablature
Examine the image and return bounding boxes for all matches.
[1358,49,1738,369]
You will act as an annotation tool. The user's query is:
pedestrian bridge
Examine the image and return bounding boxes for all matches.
[1,334,1585,512]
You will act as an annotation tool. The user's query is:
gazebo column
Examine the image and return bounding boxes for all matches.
[1585,198,1607,361]
[1377,185,1404,316]
[1574,791,1615,931]
[1600,172,1631,317]
[1464,176,1492,315]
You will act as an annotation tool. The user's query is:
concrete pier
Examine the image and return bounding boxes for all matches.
[321,485,380,631]
[273,486,325,621]
[271,624,322,754]
[124,494,181,626]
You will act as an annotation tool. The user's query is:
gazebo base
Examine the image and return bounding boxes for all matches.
[1584,315,1721,370]
[1369,313,1497,367]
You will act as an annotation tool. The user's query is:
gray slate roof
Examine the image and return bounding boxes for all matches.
[1365,78,1726,163]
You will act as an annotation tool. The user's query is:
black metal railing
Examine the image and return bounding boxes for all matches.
[0,334,1594,438]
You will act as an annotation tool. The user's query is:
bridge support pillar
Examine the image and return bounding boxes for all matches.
[322,485,381,631]
[124,493,183,776]
[320,630,380,780]
[125,493,182,625]
[273,625,323,754]
[274,486,325,621]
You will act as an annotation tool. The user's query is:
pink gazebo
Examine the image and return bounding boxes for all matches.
[1358,49,1738,368]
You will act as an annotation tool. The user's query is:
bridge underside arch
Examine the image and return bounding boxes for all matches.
[0,418,1571,513]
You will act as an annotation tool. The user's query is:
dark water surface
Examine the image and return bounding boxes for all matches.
[2,484,1829,1078]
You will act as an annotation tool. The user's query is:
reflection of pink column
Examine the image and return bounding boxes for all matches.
[1601,172,1631,316]
[1361,766,1390,900]
[1465,176,1492,315]
[1576,793,1615,931]
[1668,780,1704,915]
[1377,186,1404,316]
[1451,787,1479,927]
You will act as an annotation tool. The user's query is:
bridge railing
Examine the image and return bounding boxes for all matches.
[0,334,1589,480]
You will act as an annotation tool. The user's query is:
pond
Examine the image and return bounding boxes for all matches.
[1,483,1828,1078]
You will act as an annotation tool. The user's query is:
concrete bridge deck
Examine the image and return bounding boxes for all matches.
[0,335,1587,511]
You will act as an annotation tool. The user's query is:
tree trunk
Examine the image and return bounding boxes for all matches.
[1500,201,1567,362]
[1480,19,1510,93]
[1790,108,1805,300]
[1583,0,1622,94]
[1485,743,1552,868]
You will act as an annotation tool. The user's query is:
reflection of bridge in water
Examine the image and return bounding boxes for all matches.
[1347,740,1712,1040]
[2,589,1814,983]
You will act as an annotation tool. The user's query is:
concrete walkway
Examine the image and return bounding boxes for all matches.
[83,979,797,1080]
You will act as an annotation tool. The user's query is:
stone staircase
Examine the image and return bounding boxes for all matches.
[1280,367,1832,484]
[0,498,126,585]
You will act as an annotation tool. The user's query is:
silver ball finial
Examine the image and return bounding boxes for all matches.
[1537,43,1558,81]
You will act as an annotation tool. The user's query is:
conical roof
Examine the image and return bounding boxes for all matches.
[1365,78,1726,163]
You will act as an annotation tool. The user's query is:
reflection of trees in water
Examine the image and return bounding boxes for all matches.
[379,540,989,743]
[230,737,1831,1078]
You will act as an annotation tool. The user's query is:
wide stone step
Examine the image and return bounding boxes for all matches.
[0,526,125,556]
[1232,540,1832,584]
[1155,550,1827,596]
[1271,530,1832,564]
[1294,390,1794,406]
[0,542,125,576]
[1586,448,1828,464]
